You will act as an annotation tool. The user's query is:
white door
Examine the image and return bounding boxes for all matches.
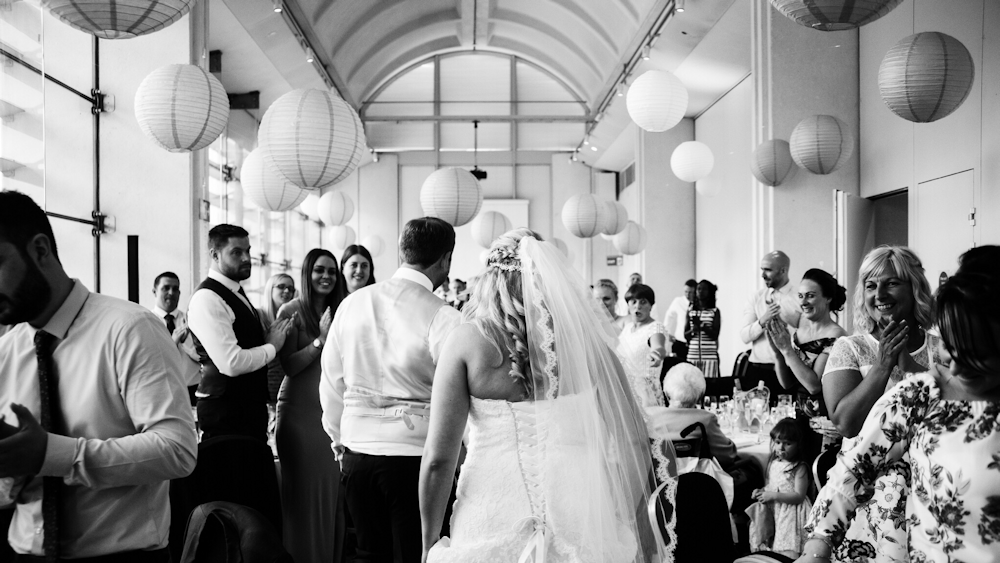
[913,170,975,288]
[834,190,874,334]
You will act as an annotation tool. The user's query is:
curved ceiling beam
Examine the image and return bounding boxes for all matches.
[341,13,458,83]
[548,0,623,52]
[321,0,409,58]
[491,9,608,79]
[351,38,462,102]
[485,37,593,104]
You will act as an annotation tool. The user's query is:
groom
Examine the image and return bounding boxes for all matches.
[321,217,462,563]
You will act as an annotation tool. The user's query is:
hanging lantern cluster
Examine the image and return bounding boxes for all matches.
[671,141,714,182]
[601,201,629,236]
[470,211,512,248]
[318,191,354,227]
[878,32,975,123]
[241,149,309,212]
[750,140,795,186]
[769,0,904,32]
[626,71,689,133]
[134,64,229,153]
[420,167,484,227]
[561,194,608,238]
[42,0,195,39]
[789,115,854,175]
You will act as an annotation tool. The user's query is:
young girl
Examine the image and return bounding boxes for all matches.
[753,418,812,558]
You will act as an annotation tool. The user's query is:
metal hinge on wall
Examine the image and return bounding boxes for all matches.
[969,207,977,226]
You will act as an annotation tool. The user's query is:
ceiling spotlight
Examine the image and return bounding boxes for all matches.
[616,83,625,97]
[595,112,604,122]
[676,0,685,13]
[305,47,315,63]
[590,146,598,151]
[273,0,282,13]
[373,152,379,162]
[571,155,578,162]
[583,136,590,145]
[642,45,651,60]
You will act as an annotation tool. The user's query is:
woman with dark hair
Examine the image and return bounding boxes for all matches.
[685,280,721,378]
[617,283,669,407]
[340,244,376,294]
[276,248,349,563]
[799,245,1000,563]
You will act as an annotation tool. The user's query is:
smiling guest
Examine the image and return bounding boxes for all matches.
[341,244,376,294]
[151,272,202,405]
[188,224,294,442]
[275,248,348,563]
[617,283,669,407]
[816,245,937,563]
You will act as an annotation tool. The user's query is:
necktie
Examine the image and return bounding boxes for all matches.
[164,313,176,336]
[34,330,61,562]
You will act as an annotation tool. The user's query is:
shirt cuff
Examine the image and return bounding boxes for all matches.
[39,433,77,478]
[263,343,277,363]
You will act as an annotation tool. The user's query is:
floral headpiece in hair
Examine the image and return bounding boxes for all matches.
[487,242,522,272]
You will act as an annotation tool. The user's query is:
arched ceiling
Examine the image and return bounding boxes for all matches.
[284,0,666,111]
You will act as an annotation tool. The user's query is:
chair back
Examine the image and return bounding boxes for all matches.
[812,443,840,488]
[179,501,292,563]
[675,472,735,562]
[732,349,751,379]
[672,421,711,459]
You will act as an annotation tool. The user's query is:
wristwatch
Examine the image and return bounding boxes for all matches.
[312,337,324,349]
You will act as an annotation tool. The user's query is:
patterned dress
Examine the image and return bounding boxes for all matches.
[821,332,939,563]
[766,459,813,554]
[686,307,719,378]
[806,372,1000,563]
[617,321,668,408]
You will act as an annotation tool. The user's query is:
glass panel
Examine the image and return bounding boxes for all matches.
[439,54,510,102]
[1,0,45,202]
[440,122,509,151]
[439,101,508,116]
[372,61,434,102]
[516,62,577,101]
[43,84,93,217]
[365,101,434,117]
[366,122,434,151]
[517,123,586,151]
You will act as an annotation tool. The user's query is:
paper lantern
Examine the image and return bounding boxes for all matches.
[299,194,320,219]
[789,115,854,175]
[626,71,689,133]
[259,89,366,189]
[551,238,569,258]
[751,140,795,186]
[601,201,628,236]
[42,0,194,39]
[878,32,975,123]
[134,64,229,153]
[769,0,903,31]
[470,211,512,248]
[361,235,384,258]
[328,225,356,250]
[420,167,484,227]
[318,191,354,226]
[671,141,714,182]
[479,249,491,266]
[613,221,647,255]
[241,149,309,212]
[561,194,608,238]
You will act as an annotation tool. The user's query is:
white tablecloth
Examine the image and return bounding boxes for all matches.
[730,432,771,470]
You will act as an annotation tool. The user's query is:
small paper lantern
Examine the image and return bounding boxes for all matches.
[769,0,903,31]
[671,141,714,182]
[318,191,354,226]
[751,140,795,186]
[601,201,628,236]
[299,194,320,219]
[613,221,647,255]
[561,194,608,238]
[420,167,484,227]
[361,235,384,258]
[626,71,689,133]
[789,115,854,175]
[241,149,309,212]
[878,32,975,123]
[470,211,512,248]
[259,89,366,189]
[42,0,195,39]
[328,225,356,250]
[134,64,229,153]
[551,238,569,258]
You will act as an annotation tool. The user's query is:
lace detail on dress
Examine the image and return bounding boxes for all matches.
[651,438,674,485]
[529,278,559,400]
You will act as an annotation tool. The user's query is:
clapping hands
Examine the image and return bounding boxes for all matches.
[765,318,793,353]
[319,307,333,342]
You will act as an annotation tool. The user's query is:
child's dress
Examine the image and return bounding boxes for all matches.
[765,459,812,553]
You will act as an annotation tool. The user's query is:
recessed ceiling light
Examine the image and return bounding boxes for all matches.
[590,146,598,151]
[273,0,282,13]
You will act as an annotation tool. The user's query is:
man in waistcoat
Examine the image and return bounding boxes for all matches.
[187,224,293,442]
[321,217,462,563]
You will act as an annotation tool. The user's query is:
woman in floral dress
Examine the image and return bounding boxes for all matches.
[800,245,1000,563]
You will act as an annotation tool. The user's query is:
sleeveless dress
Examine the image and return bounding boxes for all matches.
[617,321,667,407]
[765,459,812,553]
[428,396,639,563]
[686,308,719,378]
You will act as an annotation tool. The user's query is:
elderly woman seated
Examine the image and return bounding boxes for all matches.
[648,363,738,470]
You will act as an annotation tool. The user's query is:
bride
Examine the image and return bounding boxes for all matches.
[419,229,663,563]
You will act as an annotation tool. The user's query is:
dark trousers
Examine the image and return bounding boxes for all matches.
[742,362,784,404]
[341,450,422,563]
[15,547,169,563]
[196,396,267,443]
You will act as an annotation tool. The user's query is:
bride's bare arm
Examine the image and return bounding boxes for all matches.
[420,328,473,559]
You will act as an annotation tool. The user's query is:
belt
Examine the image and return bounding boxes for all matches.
[346,404,430,431]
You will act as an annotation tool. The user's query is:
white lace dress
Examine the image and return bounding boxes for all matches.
[428,396,639,563]
[617,321,668,408]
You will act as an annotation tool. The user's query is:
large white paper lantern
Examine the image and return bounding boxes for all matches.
[751,140,795,186]
[561,194,608,238]
[299,194,320,219]
[241,149,309,212]
[769,0,903,31]
[878,32,975,123]
[551,238,569,258]
[626,71,689,133]
[613,221,647,255]
[671,141,714,182]
[470,211,512,248]
[328,225,356,250]
[318,191,354,226]
[361,235,384,258]
[42,0,195,39]
[789,115,854,175]
[420,167,484,227]
[601,201,628,236]
[259,89,366,189]
[134,64,229,153]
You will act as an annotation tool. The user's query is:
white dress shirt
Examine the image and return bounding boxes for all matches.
[0,281,197,557]
[664,296,690,343]
[187,269,275,377]
[151,306,201,387]
[739,282,801,364]
[320,268,462,456]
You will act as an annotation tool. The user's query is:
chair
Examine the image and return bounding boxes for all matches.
[672,421,708,460]
[179,501,292,563]
[170,436,282,562]
[812,443,840,488]
[732,349,751,380]
[674,472,736,563]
